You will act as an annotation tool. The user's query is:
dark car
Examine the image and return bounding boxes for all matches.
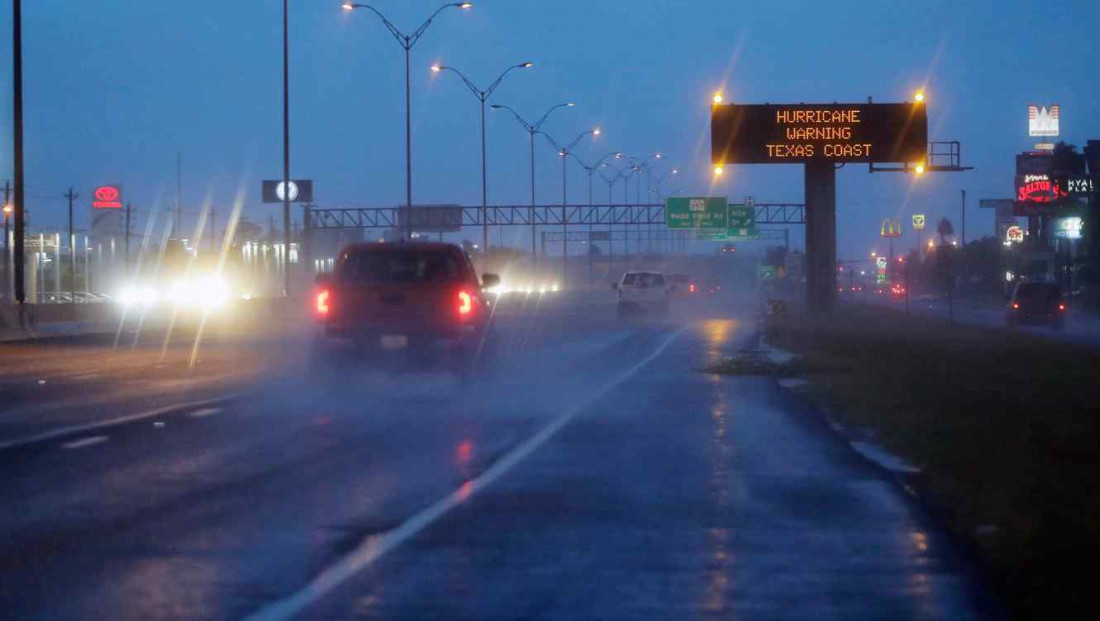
[311,242,499,376]
[1006,281,1065,330]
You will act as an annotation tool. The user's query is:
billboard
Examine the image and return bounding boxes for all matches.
[711,103,928,165]
[1016,174,1068,204]
[1028,104,1059,137]
[262,180,313,203]
[912,214,926,231]
[92,185,123,209]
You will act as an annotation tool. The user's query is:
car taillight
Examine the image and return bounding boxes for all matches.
[689,283,696,293]
[1059,303,1066,311]
[457,290,473,316]
[1012,302,1019,310]
[316,290,330,316]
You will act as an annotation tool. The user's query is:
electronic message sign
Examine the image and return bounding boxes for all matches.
[711,103,928,165]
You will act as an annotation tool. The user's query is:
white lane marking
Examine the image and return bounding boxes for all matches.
[61,435,109,450]
[0,393,243,453]
[188,407,222,418]
[244,327,686,621]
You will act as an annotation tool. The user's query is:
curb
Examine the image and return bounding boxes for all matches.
[761,334,1007,620]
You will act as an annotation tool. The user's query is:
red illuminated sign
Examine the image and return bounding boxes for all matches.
[1015,175,1068,204]
[92,185,123,209]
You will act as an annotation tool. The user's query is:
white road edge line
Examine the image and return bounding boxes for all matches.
[244,327,687,621]
[0,393,243,453]
[61,435,109,450]
[188,408,223,418]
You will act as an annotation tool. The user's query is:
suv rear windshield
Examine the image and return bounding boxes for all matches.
[1016,283,1060,302]
[623,273,665,286]
[339,249,466,285]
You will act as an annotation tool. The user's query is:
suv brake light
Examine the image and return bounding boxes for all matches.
[1012,302,1019,310]
[1059,303,1066,311]
[316,290,330,316]
[457,290,473,316]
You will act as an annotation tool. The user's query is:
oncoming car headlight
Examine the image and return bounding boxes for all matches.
[197,276,230,310]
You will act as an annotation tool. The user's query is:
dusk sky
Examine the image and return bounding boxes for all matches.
[1,0,1097,258]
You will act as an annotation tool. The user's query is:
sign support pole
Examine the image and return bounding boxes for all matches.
[804,161,836,311]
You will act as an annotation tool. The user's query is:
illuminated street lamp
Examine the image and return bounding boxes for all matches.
[342,1,472,239]
[541,128,601,286]
[712,92,724,105]
[491,102,574,259]
[713,165,725,177]
[433,61,533,250]
[914,91,925,103]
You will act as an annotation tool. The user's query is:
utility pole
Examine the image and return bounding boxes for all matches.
[13,0,26,304]
[960,189,966,246]
[124,202,132,265]
[175,152,182,235]
[3,181,10,300]
[65,187,78,305]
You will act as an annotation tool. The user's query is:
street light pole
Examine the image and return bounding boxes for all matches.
[282,0,290,296]
[343,2,472,241]
[433,62,533,252]
[12,0,26,304]
[569,152,620,287]
[540,128,600,288]
[491,102,574,262]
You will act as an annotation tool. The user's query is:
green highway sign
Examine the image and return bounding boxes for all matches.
[728,205,755,229]
[758,265,778,280]
[696,231,728,241]
[727,226,760,241]
[666,197,728,229]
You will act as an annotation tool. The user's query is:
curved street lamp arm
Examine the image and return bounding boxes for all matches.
[533,102,573,131]
[484,63,530,100]
[345,4,408,46]
[437,65,483,99]
[596,166,619,185]
[567,151,592,170]
[537,131,565,154]
[565,130,594,153]
[409,2,466,47]
[491,104,534,132]
[592,151,622,168]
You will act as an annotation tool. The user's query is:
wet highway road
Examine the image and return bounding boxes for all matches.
[0,294,992,619]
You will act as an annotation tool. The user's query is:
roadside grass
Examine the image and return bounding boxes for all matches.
[764,305,1100,619]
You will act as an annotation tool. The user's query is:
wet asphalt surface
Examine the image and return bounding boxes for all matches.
[0,292,993,619]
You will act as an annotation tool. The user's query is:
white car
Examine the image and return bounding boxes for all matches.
[614,271,671,318]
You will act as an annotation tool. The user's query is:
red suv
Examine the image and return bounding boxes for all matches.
[311,242,499,375]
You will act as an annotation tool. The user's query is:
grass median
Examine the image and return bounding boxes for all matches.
[764,304,1100,619]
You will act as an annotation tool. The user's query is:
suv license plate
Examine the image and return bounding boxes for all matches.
[380,335,408,350]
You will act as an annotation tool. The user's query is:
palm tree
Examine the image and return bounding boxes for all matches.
[937,217,954,245]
